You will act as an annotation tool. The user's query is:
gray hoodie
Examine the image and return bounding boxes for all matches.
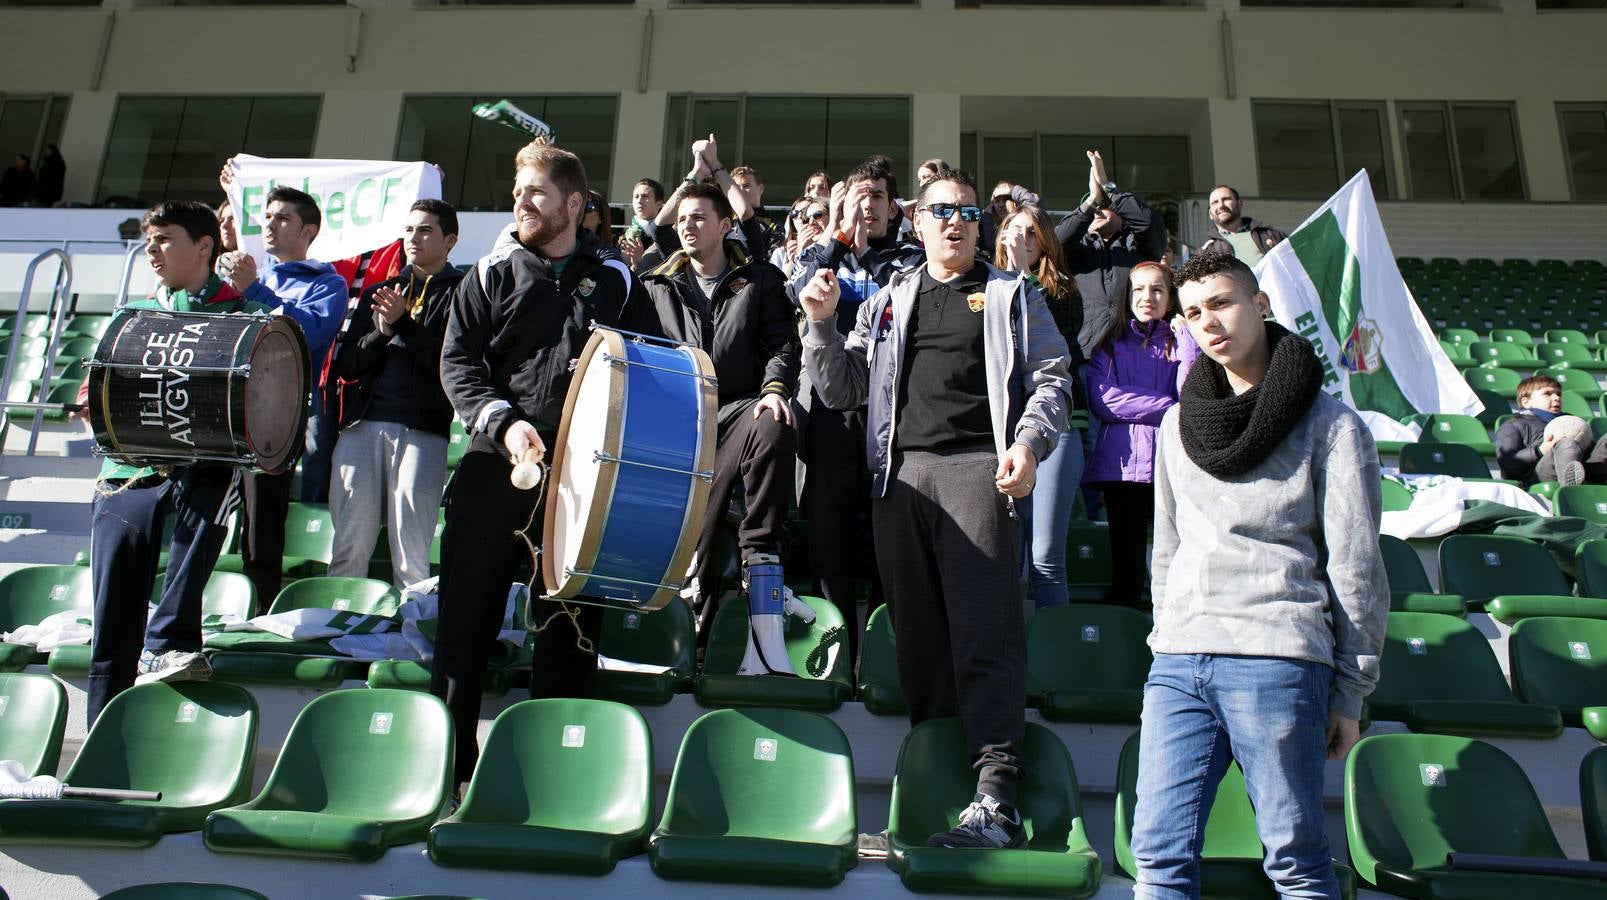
[1149,391,1389,720]
[801,263,1073,498]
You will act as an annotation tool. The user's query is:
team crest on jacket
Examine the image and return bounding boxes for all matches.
[577,277,597,297]
[966,292,986,313]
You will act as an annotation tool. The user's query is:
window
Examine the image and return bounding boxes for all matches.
[396,95,617,211]
[661,95,911,202]
[96,96,319,206]
[1398,101,1525,200]
[962,132,1192,209]
[0,95,70,180]
[1240,0,1483,7]
[1536,1,1607,8]
[1252,100,1393,199]
[1559,104,1607,201]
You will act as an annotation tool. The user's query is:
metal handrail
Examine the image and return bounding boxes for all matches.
[112,239,142,310]
[0,249,73,457]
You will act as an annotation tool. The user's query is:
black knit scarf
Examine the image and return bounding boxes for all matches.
[1179,321,1324,477]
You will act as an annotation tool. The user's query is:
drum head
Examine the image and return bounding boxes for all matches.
[243,318,309,474]
[542,330,624,597]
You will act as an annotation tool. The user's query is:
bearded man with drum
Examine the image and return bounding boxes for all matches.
[75,201,270,724]
[435,142,641,787]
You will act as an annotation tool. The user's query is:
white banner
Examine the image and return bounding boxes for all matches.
[1256,170,1482,435]
[225,154,441,265]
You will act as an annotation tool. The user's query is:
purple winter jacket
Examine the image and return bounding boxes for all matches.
[1083,318,1183,484]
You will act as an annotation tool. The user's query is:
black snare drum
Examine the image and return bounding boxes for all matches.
[86,310,310,474]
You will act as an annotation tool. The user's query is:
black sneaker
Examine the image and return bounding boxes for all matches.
[926,794,1026,849]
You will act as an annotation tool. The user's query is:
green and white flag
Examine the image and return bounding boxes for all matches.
[1257,170,1482,438]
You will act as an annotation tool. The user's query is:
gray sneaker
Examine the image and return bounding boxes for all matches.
[1559,460,1587,487]
[135,649,212,685]
[926,794,1026,849]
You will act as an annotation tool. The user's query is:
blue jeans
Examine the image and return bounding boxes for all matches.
[1028,429,1085,609]
[1132,653,1340,900]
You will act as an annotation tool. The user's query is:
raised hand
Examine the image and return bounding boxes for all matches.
[798,269,840,322]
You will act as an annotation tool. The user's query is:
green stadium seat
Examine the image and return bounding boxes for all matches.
[0,682,257,847]
[214,502,334,578]
[1470,388,1511,429]
[1113,730,1357,898]
[1440,327,1481,348]
[1555,484,1607,526]
[1398,443,1491,480]
[207,577,400,688]
[1508,616,1607,739]
[203,688,452,861]
[48,571,257,677]
[51,336,98,364]
[1489,328,1535,347]
[1544,367,1606,401]
[1419,413,1494,456]
[0,671,67,777]
[695,592,851,711]
[1368,611,1561,737]
[1026,604,1150,724]
[1346,732,1598,898]
[0,564,93,671]
[429,699,652,875]
[1065,523,1114,601]
[857,605,905,716]
[1469,341,1539,368]
[1439,534,1571,609]
[1585,747,1607,862]
[1560,391,1596,419]
[1539,342,1607,373]
[0,334,48,359]
[1487,593,1607,625]
[1380,479,1413,512]
[445,421,468,470]
[649,708,857,887]
[1437,340,1471,367]
[364,658,520,696]
[62,315,112,340]
[1463,365,1522,395]
[100,886,266,900]
[887,717,1101,897]
[1380,535,1466,616]
[594,600,696,707]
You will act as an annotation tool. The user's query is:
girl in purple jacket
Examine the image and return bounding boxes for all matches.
[1083,261,1181,610]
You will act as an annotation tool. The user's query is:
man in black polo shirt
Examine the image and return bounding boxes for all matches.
[799,166,1073,849]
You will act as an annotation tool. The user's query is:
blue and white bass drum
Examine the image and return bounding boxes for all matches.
[540,327,717,610]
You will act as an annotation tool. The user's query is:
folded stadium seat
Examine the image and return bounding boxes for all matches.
[1380,479,1413,512]
[0,671,67,777]
[649,707,857,887]
[1508,617,1607,740]
[0,564,93,671]
[1369,611,1561,737]
[1437,340,1472,368]
[1439,327,1482,348]
[1419,413,1495,457]
[1574,539,1607,601]
[1540,342,1607,375]
[1463,365,1522,395]
[100,886,266,900]
[1543,367,1606,402]
[61,314,112,340]
[593,599,696,706]
[1469,341,1540,370]
[1380,535,1465,616]
[52,335,98,365]
[0,334,48,360]
[1489,327,1536,347]
[1064,523,1114,601]
[203,688,451,861]
[1397,443,1491,480]
[214,502,334,578]
[1438,534,1572,611]
[1026,604,1151,724]
[857,605,905,716]
[429,698,652,875]
[1112,730,1357,899]
[1397,256,1425,270]
[1346,732,1600,898]
[1560,391,1597,419]
[695,592,851,711]
[11,315,49,338]
[1585,747,1607,862]
[207,576,400,688]
[48,570,258,677]
[0,682,257,847]
[887,717,1101,897]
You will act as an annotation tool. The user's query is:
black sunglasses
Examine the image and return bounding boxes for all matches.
[922,203,984,223]
[791,208,827,222]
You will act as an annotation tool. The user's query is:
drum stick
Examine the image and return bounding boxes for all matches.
[511,448,545,491]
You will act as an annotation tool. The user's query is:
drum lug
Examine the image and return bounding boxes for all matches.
[592,451,715,484]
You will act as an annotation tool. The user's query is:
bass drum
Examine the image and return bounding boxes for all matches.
[86,309,309,474]
[542,328,717,611]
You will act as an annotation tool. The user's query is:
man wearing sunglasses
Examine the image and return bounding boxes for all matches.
[784,156,925,670]
[799,166,1073,851]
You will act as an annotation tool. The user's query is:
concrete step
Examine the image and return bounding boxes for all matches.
[0,527,88,566]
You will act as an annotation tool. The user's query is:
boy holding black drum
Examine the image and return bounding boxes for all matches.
[74,201,271,724]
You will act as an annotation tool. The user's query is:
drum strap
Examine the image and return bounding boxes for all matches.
[512,496,596,655]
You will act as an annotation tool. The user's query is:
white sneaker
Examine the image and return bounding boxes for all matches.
[135,649,212,685]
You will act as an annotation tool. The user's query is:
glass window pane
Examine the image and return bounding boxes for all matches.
[1114,135,1191,195]
[167,97,251,203]
[1253,102,1338,197]
[0,100,45,172]
[241,97,319,160]
[397,96,469,205]
[542,95,617,198]
[689,99,740,164]
[742,97,828,204]
[1452,105,1524,199]
[41,96,69,155]
[1561,108,1607,202]
[981,136,1034,200]
[960,132,977,185]
[460,95,549,212]
[661,94,687,186]
[824,97,910,196]
[1401,106,1457,200]
[1039,135,1112,210]
[1337,106,1392,199]
[97,97,184,205]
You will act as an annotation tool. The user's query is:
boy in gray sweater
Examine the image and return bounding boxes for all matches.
[1129,253,1388,899]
